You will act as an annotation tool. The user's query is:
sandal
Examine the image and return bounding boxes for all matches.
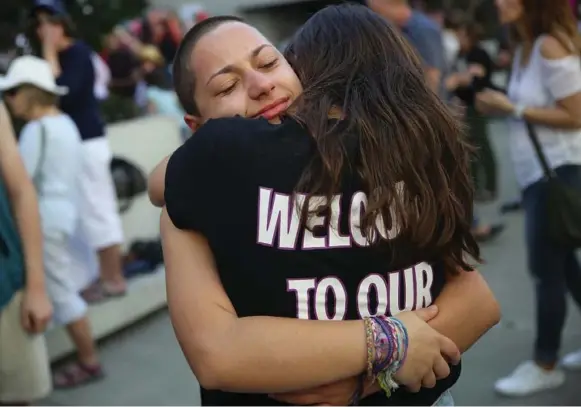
[53,361,104,389]
[80,282,105,303]
[81,281,127,304]
[101,280,127,298]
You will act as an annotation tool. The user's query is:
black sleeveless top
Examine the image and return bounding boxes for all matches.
[165,116,461,406]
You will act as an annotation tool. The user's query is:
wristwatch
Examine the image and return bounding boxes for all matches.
[513,104,527,119]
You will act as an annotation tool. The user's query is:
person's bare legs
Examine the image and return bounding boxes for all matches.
[80,244,126,303]
[52,316,103,388]
[66,317,99,366]
[98,244,126,294]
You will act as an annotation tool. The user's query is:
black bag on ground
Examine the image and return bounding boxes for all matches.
[526,121,581,248]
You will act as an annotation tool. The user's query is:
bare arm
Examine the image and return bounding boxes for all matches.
[42,39,61,78]
[413,32,443,94]
[425,67,442,94]
[267,266,498,405]
[521,36,581,129]
[429,268,500,353]
[0,103,44,289]
[520,106,581,129]
[114,27,145,55]
[148,155,169,207]
[147,101,158,115]
[162,208,368,393]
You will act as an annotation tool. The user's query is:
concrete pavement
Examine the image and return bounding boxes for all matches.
[41,120,581,405]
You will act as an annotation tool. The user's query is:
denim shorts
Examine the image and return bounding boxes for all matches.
[433,390,455,406]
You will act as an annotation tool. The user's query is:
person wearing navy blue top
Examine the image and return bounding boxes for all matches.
[32,1,127,299]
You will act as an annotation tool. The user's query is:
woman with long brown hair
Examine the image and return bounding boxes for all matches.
[158,4,500,406]
[477,0,581,397]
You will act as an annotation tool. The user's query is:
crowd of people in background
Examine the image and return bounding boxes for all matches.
[0,0,580,405]
[96,5,207,135]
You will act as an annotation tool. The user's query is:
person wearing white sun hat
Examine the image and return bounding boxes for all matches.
[0,55,68,96]
[0,55,104,389]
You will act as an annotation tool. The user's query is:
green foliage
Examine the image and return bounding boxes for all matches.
[0,0,27,50]
[61,0,149,51]
[0,0,148,53]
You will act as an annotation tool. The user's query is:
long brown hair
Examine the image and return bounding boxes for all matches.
[284,4,480,272]
[510,0,581,53]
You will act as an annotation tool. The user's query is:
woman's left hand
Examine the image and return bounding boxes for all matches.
[475,89,514,116]
[269,376,364,406]
[468,63,486,78]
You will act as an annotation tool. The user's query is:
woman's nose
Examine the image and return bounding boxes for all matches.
[248,72,275,99]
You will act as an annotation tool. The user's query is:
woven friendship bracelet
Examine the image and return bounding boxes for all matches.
[362,315,409,397]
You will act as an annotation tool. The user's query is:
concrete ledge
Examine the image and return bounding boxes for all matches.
[46,267,167,362]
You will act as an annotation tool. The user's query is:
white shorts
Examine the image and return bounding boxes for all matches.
[78,137,124,250]
[45,232,88,325]
[68,222,100,291]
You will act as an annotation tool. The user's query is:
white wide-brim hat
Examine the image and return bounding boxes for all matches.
[0,55,68,96]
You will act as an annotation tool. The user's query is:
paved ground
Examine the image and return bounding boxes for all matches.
[42,120,581,406]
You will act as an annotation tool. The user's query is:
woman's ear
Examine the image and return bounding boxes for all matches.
[184,114,202,132]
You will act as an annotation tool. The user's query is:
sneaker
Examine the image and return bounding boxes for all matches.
[562,349,581,370]
[494,361,565,397]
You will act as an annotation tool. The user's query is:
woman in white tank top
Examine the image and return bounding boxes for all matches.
[475,0,581,398]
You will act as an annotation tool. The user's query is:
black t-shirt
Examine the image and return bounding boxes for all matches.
[164,116,461,406]
[454,46,496,107]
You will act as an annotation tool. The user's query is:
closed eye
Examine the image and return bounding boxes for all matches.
[260,59,278,69]
[218,83,237,96]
